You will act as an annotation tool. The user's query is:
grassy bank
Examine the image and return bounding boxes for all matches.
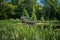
[0,19,60,40]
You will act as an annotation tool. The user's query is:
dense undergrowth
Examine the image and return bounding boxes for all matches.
[0,19,60,40]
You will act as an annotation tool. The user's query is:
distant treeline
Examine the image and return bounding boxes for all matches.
[0,0,60,20]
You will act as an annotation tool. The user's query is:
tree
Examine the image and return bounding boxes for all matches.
[35,3,43,20]
[22,8,29,19]
[0,2,16,19]
[15,0,37,19]
[31,6,37,20]
[40,0,58,20]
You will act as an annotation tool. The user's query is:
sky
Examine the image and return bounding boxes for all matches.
[37,0,60,6]
[6,0,60,4]
[37,0,44,6]
[6,0,11,2]
[37,0,60,3]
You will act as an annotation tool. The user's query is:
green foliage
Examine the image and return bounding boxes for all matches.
[0,0,60,20]
[40,0,60,20]
[0,20,60,40]
[31,7,37,20]
[22,8,29,19]
[0,2,16,19]
[31,13,37,21]
[0,0,60,40]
